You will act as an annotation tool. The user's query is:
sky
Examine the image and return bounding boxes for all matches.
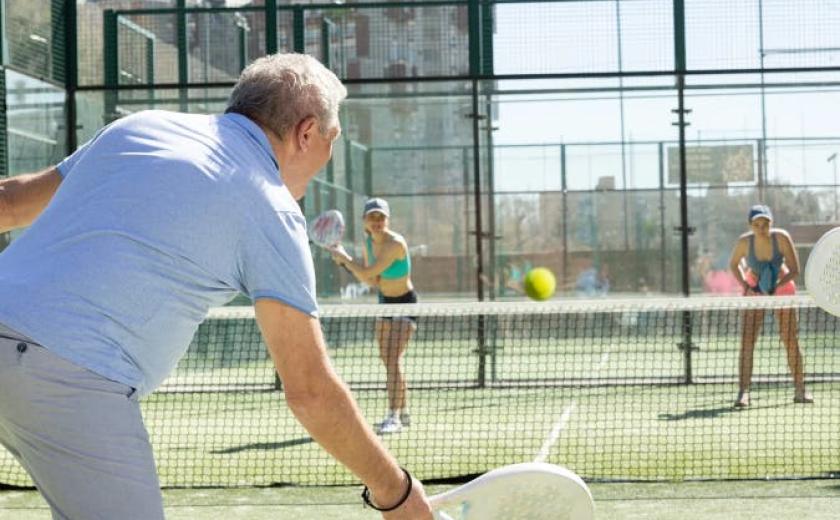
[489,0,840,192]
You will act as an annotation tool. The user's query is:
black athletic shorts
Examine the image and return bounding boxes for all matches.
[378,290,418,323]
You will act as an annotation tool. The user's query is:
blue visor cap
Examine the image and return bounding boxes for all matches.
[748,204,773,223]
[363,198,390,218]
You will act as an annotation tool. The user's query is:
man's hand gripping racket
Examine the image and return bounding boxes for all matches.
[429,462,594,520]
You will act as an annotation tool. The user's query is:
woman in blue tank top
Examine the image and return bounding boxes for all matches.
[728,204,812,408]
[332,198,416,434]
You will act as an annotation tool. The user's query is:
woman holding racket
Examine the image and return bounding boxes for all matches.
[728,204,813,408]
[332,198,416,434]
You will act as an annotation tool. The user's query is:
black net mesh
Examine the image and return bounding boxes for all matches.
[0,296,836,487]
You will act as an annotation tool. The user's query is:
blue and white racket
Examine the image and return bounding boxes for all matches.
[430,463,594,520]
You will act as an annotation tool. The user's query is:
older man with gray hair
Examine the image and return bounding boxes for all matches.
[0,53,432,519]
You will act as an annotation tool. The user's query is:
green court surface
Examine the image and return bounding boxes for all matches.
[1,338,837,487]
[1,480,840,519]
[100,381,840,485]
[1,303,837,504]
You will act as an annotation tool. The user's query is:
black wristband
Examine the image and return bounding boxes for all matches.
[361,467,413,512]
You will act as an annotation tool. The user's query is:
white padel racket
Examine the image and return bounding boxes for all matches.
[308,209,351,274]
[308,209,345,249]
[429,462,594,520]
[805,226,840,316]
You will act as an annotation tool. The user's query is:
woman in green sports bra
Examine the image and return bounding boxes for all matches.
[331,198,416,435]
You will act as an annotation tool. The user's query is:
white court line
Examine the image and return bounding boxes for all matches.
[598,351,610,367]
[534,402,576,462]
[0,491,24,503]
[533,346,613,462]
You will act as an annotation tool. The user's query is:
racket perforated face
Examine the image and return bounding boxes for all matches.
[308,210,345,248]
[430,463,594,520]
[805,226,840,316]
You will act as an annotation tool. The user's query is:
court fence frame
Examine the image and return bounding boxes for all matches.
[71,0,840,303]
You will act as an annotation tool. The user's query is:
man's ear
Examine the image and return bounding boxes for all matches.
[296,116,319,151]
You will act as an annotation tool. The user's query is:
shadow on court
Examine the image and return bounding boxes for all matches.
[657,401,787,421]
[210,437,313,454]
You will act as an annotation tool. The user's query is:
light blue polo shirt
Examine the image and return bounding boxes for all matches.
[0,110,317,397]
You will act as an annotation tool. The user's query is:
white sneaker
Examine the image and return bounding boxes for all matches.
[377,414,403,434]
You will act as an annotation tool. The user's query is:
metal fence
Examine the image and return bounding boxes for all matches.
[3,1,840,298]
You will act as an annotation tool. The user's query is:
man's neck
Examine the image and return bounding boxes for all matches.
[260,125,306,200]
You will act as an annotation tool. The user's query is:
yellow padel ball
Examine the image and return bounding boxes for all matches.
[524,267,556,301]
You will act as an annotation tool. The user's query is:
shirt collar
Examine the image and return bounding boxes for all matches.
[222,112,278,169]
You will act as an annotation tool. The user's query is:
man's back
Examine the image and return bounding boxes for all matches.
[0,53,432,520]
[0,110,317,396]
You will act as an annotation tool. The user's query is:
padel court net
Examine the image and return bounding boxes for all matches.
[0,296,837,487]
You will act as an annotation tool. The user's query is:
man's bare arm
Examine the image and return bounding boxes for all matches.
[254,299,431,519]
[0,168,62,232]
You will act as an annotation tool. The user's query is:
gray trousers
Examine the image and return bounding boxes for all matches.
[0,324,164,520]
